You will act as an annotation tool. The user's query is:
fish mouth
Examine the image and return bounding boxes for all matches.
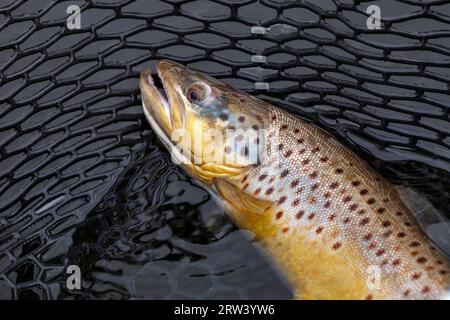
[140,65,172,139]
[140,60,189,136]
[139,60,189,163]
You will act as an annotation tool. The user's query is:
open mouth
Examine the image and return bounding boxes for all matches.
[146,70,172,129]
[140,67,191,165]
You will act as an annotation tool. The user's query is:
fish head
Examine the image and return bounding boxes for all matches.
[140,59,268,183]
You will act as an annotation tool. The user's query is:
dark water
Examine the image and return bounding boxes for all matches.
[0,0,450,299]
[57,136,291,299]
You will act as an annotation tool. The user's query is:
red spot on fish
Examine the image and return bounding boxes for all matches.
[360,189,368,196]
[359,217,370,226]
[332,242,342,250]
[324,192,331,198]
[367,198,376,205]
[363,233,372,241]
[335,168,343,174]
[417,257,427,264]
[422,286,431,294]
[412,273,421,280]
[382,230,392,238]
[324,201,331,208]
[278,196,287,205]
[357,209,365,215]
[254,188,261,195]
[278,143,284,151]
[397,232,406,238]
[376,249,385,256]
[368,242,376,250]
[302,159,310,165]
[281,169,289,178]
[243,183,249,190]
[410,241,420,247]
[291,179,299,188]
[312,147,320,153]
[320,156,328,162]
[392,259,401,266]
[352,181,361,187]
[296,187,305,194]
[307,212,316,220]
[343,196,352,203]
[309,171,318,179]
[284,150,292,157]
[404,222,412,227]
[259,174,267,181]
[316,226,323,234]
[296,210,305,219]
[396,211,403,216]
[292,198,300,207]
[299,148,306,154]
[294,128,300,134]
[343,217,351,224]
[403,290,410,297]
[242,175,248,183]
[297,138,304,144]
[329,182,339,189]
[382,220,391,227]
[281,124,288,130]
[328,214,336,221]
[276,211,283,219]
[365,294,373,300]
[282,227,289,233]
[377,208,386,214]
[266,188,274,195]
[349,204,358,211]
[311,183,319,191]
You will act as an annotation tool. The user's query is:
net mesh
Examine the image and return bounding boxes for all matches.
[0,0,449,299]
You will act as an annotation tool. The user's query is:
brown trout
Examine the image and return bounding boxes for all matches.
[139,59,450,300]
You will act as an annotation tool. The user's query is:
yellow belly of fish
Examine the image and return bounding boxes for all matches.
[262,229,374,300]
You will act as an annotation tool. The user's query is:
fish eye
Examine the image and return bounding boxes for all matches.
[187,83,209,104]
[188,88,200,102]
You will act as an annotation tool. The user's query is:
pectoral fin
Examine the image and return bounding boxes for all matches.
[214,179,276,239]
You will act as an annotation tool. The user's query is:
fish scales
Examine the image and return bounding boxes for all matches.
[139,60,450,300]
[230,107,450,299]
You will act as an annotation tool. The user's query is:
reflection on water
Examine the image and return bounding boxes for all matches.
[59,135,291,299]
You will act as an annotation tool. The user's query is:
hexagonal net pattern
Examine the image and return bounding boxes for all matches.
[0,0,449,299]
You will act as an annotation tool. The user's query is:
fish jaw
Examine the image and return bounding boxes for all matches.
[140,66,191,166]
[139,67,172,138]
[156,60,187,132]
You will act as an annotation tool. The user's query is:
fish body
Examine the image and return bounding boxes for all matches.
[140,60,450,299]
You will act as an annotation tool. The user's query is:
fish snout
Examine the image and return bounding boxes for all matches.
[139,66,173,136]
